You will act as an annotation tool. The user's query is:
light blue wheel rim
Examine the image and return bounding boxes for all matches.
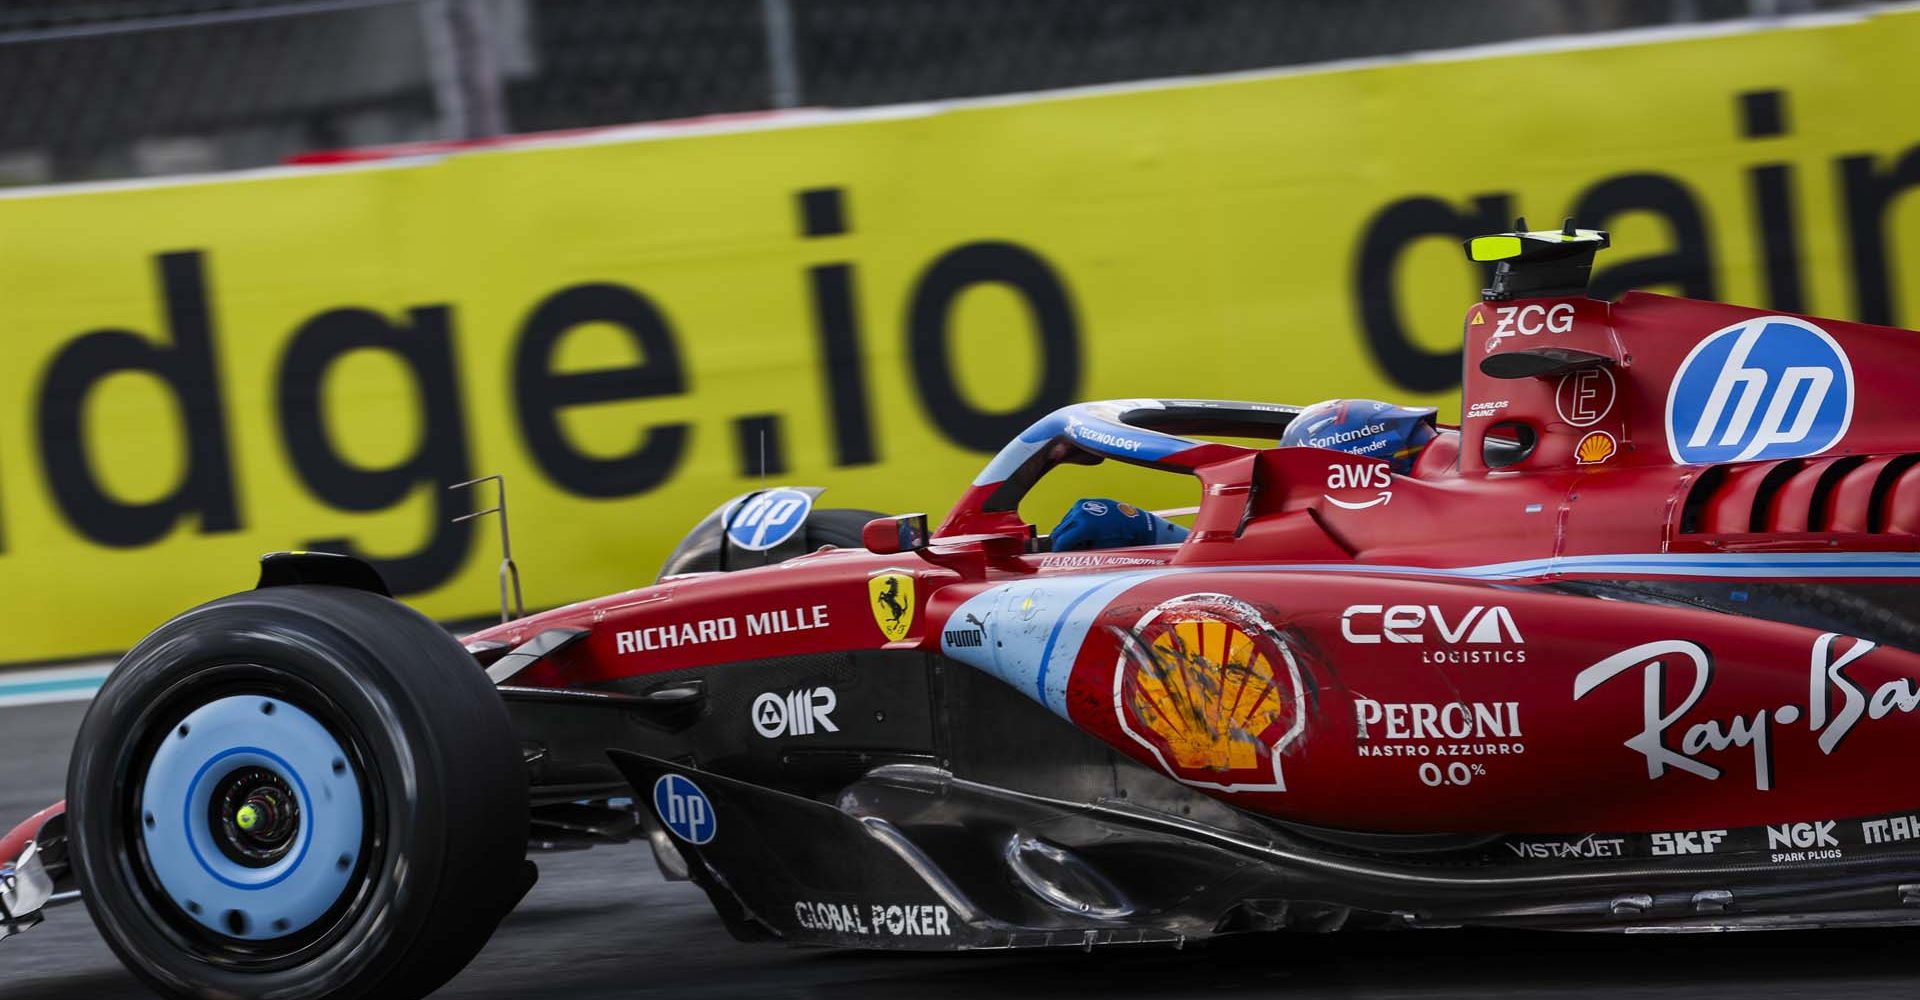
[139,695,365,941]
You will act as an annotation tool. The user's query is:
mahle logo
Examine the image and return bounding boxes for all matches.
[1666,316,1852,464]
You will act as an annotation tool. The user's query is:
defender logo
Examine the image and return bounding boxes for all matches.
[752,687,840,738]
[1666,316,1853,464]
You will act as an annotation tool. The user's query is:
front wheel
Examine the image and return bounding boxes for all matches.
[67,585,528,1000]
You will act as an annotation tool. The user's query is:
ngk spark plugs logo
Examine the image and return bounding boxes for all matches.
[1114,594,1305,793]
[1340,604,1525,664]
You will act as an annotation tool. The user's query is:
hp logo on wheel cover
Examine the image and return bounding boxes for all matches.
[652,774,716,845]
[1666,316,1853,465]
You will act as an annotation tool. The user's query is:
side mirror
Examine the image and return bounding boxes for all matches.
[863,513,930,555]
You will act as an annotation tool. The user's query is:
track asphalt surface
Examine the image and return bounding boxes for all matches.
[7,695,1920,998]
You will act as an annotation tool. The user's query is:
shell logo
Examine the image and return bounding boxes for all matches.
[1113,594,1306,793]
[1574,430,1618,465]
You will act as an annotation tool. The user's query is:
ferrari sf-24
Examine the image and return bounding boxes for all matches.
[8,225,1920,999]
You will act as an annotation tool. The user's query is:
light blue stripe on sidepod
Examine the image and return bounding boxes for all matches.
[941,571,1162,718]
[1209,551,1920,580]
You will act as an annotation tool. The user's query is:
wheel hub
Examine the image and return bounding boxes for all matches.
[136,696,365,942]
[210,767,301,867]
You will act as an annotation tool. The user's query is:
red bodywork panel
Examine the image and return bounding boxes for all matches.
[0,802,61,870]
[463,289,1920,837]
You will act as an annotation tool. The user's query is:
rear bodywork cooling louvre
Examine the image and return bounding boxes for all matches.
[1679,454,1920,539]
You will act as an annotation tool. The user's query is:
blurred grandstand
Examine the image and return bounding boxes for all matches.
[0,0,1865,185]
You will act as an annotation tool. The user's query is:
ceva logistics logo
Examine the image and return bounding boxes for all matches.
[1666,316,1852,465]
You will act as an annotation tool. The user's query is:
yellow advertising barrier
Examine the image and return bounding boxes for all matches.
[3,9,1920,661]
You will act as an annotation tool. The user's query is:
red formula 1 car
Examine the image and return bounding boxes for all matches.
[9,226,1920,999]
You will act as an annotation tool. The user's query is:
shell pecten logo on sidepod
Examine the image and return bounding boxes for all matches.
[1114,594,1306,793]
[1574,430,1618,465]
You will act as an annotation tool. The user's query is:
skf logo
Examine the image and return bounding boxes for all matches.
[1483,302,1575,352]
[869,569,915,641]
[1340,605,1523,645]
[1667,316,1853,464]
[1574,430,1617,465]
[752,687,839,738]
[1767,821,1838,850]
[1650,830,1727,856]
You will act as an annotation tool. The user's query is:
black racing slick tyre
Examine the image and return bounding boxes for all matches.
[66,584,528,1000]
[656,507,883,579]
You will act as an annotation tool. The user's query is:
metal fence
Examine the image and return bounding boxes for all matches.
[0,0,1862,184]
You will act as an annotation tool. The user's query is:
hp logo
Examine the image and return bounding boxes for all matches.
[725,488,813,551]
[652,774,716,845]
[1666,316,1853,465]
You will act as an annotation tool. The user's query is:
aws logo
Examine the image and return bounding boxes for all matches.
[1666,316,1853,465]
[1323,460,1393,511]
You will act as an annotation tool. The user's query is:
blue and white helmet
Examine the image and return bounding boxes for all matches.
[1279,399,1439,474]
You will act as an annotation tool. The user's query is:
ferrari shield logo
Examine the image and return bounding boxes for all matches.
[1113,593,1305,793]
[869,570,915,641]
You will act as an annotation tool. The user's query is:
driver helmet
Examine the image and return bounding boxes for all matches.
[1279,399,1438,474]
